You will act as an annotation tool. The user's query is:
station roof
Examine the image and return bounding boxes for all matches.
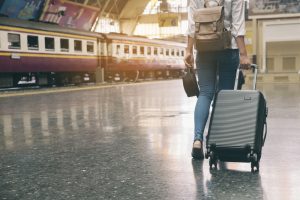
[68,0,130,16]
[0,0,148,32]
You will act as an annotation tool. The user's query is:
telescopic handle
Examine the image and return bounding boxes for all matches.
[234,64,258,90]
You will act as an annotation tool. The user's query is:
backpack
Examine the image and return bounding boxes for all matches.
[193,0,232,52]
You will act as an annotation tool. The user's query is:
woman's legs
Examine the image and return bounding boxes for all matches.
[193,49,239,142]
[194,51,217,141]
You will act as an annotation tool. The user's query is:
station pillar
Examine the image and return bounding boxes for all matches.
[96,67,104,83]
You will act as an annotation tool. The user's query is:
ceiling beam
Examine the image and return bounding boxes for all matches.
[91,0,111,31]
[118,0,150,35]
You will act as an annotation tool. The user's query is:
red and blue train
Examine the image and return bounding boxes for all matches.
[0,17,186,87]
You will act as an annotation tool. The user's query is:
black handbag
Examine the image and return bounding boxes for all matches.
[182,68,199,97]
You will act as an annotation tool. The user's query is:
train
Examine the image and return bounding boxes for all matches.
[0,17,186,87]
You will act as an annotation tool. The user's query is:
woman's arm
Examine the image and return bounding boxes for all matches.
[232,0,251,68]
[184,0,199,68]
[185,36,194,68]
[236,36,251,68]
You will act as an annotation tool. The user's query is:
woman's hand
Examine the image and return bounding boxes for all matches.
[240,54,251,69]
[184,50,194,68]
[235,36,251,69]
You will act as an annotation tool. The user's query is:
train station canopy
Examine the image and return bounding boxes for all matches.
[0,0,150,33]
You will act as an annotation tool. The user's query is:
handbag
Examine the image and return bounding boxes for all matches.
[182,68,199,97]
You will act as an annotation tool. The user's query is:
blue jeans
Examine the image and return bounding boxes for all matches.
[194,49,240,141]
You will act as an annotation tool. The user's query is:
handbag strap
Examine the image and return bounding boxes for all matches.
[186,67,194,74]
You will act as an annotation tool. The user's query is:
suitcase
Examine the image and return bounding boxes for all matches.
[205,64,268,172]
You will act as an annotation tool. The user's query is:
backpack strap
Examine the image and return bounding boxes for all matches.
[204,0,224,7]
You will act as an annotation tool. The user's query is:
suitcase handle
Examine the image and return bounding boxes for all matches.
[263,121,267,146]
[234,64,258,90]
[262,106,268,146]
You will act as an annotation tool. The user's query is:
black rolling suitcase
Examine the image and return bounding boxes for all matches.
[205,64,268,172]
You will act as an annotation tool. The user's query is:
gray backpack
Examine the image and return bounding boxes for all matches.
[193,0,231,52]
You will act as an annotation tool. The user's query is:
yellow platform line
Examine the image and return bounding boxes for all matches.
[0,80,176,98]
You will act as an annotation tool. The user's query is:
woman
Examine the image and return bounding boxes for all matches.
[184,0,251,159]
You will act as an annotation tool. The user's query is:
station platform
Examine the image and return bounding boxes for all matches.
[0,80,300,200]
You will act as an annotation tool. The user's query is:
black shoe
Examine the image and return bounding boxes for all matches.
[191,140,204,160]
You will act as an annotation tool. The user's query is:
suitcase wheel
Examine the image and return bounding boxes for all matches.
[205,151,209,159]
[250,153,260,173]
[248,150,260,172]
[251,161,259,172]
[209,152,218,169]
[209,158,217,169]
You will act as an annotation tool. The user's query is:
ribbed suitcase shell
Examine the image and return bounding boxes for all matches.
[206,90,266,162]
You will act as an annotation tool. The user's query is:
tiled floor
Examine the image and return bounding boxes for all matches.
[0,80,299,200]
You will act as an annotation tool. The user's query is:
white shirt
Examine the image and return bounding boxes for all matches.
[187,0,246,49]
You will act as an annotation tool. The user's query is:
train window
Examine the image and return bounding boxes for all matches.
[147,47,151,55]
[124,45,129,54]
[140,46,145,55]
[74,40,82,51]
[45,37,55,51]
[87,41,94,53]
[171,49,175,56]
[176,49,180,57]
[159,48,164,55]
[8,33,21,49]
[181,50,184,57]
[27,35,39,50]
[132,46,137,55]
[166,49,169,56]
[154,48,158,55]
[60,39,69,52]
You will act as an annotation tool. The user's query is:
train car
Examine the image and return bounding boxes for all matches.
[0,17,102,87]
[103,33,186,81]
[0,17,186,87]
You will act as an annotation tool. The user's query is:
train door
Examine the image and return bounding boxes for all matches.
[95,38,105,83]
[101,39,115,81]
